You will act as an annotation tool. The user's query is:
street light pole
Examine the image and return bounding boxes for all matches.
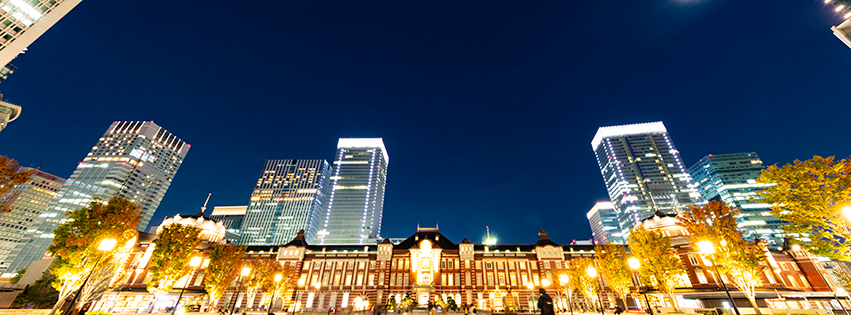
[171,257,202,315]
[268,273,282,314]
[628,257,652,315]
[558,274,575,315]
[586,266,605,315]
[231,267,251,315]
[64,238,117,315]
[697,241,741,315]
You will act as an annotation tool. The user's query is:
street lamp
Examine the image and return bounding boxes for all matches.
[842,206,851,221]
[268,273,283,314]
[697,241,741,315]
[586,266,605,315]
[171,256,203,315]
[64,238,117,315]
[628,257,653,315]
[230,267,251,315]
[559,274,575,315]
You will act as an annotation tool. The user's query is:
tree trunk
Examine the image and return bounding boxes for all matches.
[665,291,680,312]
[746,295,762,315]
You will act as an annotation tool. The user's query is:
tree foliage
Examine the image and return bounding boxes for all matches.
[205,243,246,306]
[9,267,26,284]
[242,258,283,308]
[47,197,141,314]
[569,257,600,306]
[268,263,296,309]
[832,263,851,293]
[12,271,59,309]
[627,225,687,311]
[757,155,851,261]
[595,243,632,306]
[0,155,35,214]
[679,200,766,314]
[146,224,202,295]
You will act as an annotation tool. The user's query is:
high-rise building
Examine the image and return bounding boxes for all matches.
[688,152,784,245]
[0,168,64,275]
[2,121,189,274]
[586,201,624,245]
[238,159,331,245]
[826,0,851,49]
[210,205,247,244]
[0,97,20,132]
[0,0,83,82]
[591,121,702,237]
[314,138,389,245]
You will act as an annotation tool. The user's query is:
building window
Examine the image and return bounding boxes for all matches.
[695,269,707,284]
[688,254,700,266]
[763,269,775,284]
[781,263,789,271]
[792,263,800,271]
[799,275,810,288]
[787,275,798,287]
[486,262,493,269]
[441,260,446,269]
[487,273,494,286]
[499,273,506,285]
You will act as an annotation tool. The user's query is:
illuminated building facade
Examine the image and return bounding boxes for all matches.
[0,0,83,82]
[2,121,189,274]
[0,168,64,275]
[314,138,388,245]
[210,205,247,243]
[238,159,331,246]
[586,201,623,244]
[688,153,784,245]
[591,121,702,238]
[0,96,19,132]
[827,0,851,49]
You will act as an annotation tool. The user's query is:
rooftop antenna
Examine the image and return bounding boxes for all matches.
[486,226,490,239]
[201,193,211,214]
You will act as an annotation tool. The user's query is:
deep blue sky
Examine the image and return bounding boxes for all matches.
[2,1,850,245]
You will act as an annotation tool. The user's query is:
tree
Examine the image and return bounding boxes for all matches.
[0,155,35,214]
[569,257,600,308]
[756,155,851,261]
[447,296,458,311]
[832,263,851,293]
[627,225,687,311]
[146,224,202,295]
[595,243,632,308]
[242,258,283,309]
[12,271,59,309]
[205,243,246,307]
[553,268,577,312]
[386,295,398,311]
[268,263,296,309]
[9,267,26,284]
[399,293,415,311]
[678,200,767,314]
[47,197,141,315]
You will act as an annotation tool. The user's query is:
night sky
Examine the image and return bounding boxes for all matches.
[1,1,849,245]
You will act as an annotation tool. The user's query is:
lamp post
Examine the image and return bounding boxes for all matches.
[628,257,653,315]
[559,274,575,315]
[64,238,117,315]
[171,257,203,315]
[231,267,251,315]
[697,241,741,315]
[586,266,605,315]
[268,273,282,314]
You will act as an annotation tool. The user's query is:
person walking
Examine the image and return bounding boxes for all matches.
[537,288,555,315]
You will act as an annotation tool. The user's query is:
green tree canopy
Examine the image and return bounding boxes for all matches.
[146,224,202,294]
[757,155,851,261]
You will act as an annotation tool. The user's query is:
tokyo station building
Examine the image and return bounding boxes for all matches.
[87,213,849,314]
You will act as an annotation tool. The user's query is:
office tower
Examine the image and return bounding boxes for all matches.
[689,152,784,245]
[586,201,624,245]
[238,159,331,245]
[314,138,389,245]
[0,0,83,82]
[0,168,64,275]
[827,0,851,49]
[210,205,247,244]
[2,121,188,274]
[591,121,702,237]
[0,96,20,132]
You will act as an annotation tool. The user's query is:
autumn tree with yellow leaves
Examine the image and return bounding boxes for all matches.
[627,225,687,311]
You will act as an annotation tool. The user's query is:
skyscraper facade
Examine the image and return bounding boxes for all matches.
[827,0,851,49]
[0,0,83,82]
[688,152,784,245]
[591,121,702,237]
[210,205,247,244]
[238,159,331,245]
[586,201,623,245]
[0,168,64,276]
[0,97,20,132]
[2,121,188,274]
[314,138,388,245]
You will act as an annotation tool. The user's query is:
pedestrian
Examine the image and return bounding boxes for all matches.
[537,288,555,315]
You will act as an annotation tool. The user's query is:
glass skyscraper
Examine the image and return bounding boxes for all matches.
[314,138,388,245]
[586,201,624,244]
[591,121,702,238]
[0,0,83,82]
[0,96,20,132]
[238,159,331,245]
[0,168,64,276]
[210,205,247,244]
[2,121,189,274]
[688,152,784,245]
